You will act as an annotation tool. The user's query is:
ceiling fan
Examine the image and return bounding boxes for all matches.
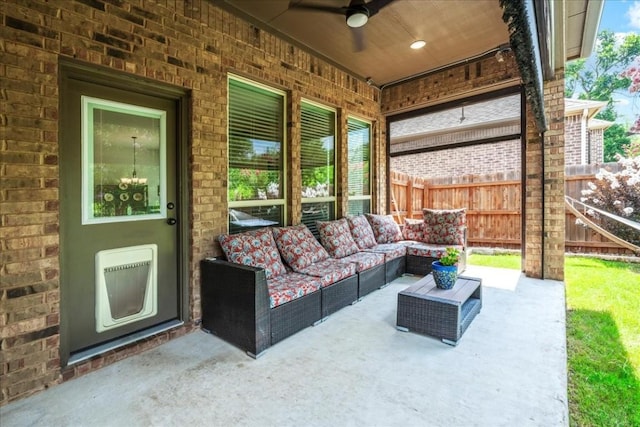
[289,0,396,51]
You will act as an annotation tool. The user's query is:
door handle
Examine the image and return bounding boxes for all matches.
[167,218,177,226]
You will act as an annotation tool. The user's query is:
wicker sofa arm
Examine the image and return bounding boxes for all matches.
[200,259,271,357]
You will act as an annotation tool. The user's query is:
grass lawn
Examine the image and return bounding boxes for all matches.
[468,254,640,427]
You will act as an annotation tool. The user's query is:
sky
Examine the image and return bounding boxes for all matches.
[595,0,640,125]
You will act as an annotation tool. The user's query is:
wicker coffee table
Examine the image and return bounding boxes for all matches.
[396,274,482,345]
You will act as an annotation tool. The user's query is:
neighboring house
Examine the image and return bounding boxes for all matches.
[564,98,612,165]
[390,97,612,177]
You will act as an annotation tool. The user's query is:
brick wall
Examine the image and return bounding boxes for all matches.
[542,72,565,280]
[1,0,381,404]
[564,114,583,165]
[390,139,521,178]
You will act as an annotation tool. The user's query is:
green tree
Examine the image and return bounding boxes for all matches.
[565,30,640,160]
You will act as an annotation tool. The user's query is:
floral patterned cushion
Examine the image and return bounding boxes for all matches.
[422,208,466,246]
[218,228,287,279]
[316,219,360,259]
[266,272,322,308]
[337,252,385,273]
[363,243,407,261]
[346,215,377,250]
[406,243,463,259]
[297,259,357,287]
[402,219,427,242]
[365,214,403,244]
[272,225,330,271]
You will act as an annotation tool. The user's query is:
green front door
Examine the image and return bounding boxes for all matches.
[60,68,181,365]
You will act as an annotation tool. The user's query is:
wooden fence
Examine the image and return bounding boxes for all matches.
[390,163,633,255]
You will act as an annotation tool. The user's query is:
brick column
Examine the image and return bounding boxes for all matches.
[524,107,544,278]
[524,71,566,280]
[543,71,565,280]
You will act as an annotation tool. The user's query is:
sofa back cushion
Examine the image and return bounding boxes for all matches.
[347,215,377,250]
[365,213,403,244]
[422,208,466,245]
[402,219,427,242]
[218,228,287,279]
[272,225,330,271]
[316,218,360,259]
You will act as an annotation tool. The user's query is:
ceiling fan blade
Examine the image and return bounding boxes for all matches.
[288,2,346,15]
[365,0,396,16]
[351,26,365,52]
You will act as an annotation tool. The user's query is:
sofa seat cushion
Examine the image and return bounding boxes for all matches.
[347,215,377,250]
[316,218,360,258]
[297,259,357,287]
[218,228,287,279]
[422,208,466,246]
[272,225,330,272]
[406,243,464,259]
[363,243,407,261]
[365,213,403,243]
[266,273,322,308]
[337,252,385,272]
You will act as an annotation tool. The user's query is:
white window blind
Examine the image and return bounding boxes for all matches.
[347,117,371,215]
[228,77,286,233]
[301,100,336,236]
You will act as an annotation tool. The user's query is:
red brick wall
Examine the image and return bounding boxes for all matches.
[1,0,381,404]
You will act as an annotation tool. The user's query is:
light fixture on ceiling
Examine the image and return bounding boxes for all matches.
[120,136,147,185]
[495,44,511,63]
[410,40,426,50]
[346,8,369,28]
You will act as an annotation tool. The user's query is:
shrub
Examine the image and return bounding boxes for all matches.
[580,156,640,246]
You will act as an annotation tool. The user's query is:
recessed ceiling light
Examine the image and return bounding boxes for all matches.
[410,40,426,49]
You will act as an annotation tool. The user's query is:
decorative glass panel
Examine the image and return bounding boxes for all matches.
[82,96,166,224]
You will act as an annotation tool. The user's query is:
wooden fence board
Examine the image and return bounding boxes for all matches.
[390,164,634,255]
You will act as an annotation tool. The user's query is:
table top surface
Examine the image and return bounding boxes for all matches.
[399,274,481,305]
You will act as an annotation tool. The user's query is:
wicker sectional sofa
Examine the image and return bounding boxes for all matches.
[201,209,467,357]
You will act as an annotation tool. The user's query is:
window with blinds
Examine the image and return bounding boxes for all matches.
[347,117,372,215]
[300,100,336,236]
[228,76,286,234]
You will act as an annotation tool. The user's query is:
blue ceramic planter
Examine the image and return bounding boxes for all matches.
[431,261,457,289]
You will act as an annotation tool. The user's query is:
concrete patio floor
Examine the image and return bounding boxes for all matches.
[1,265,568,427]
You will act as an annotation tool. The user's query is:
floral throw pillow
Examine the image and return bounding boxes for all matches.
[365,213,403,244]
[272,225,330,271]
[218,228,287,279]
[402,219,426,242]
[316,218,360,259]
[422,208,466,245]
[346,215,377,250]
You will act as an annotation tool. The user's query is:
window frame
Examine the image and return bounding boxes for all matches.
[300,99,337,223]
[227,74,287,231]
[347,115,373,215]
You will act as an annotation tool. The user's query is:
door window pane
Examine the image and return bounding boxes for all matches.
[82,96,166,225]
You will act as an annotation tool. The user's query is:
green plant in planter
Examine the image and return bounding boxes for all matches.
[439,247,460,266]
[432,247,460,289]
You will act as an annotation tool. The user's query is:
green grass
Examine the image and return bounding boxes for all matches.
[469,254,640,426]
